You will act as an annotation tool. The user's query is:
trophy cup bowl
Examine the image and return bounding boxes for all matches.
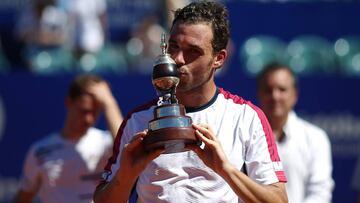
[143,34,198,153]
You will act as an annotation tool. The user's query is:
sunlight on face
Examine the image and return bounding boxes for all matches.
[168,22,217,93]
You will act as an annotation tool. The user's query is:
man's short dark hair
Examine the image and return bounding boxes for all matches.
[172,1,230,54]
[256,62,298,90]
[67,74,105,99]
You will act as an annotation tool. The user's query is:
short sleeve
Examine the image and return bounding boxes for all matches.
[244,107,286,185]
[102,116,139,182]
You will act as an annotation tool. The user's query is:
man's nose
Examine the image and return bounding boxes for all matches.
[173,51,185,66]
[271,89,281,100]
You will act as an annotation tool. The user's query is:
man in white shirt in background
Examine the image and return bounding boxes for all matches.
[256,63,334,203]
[13,74,123,203]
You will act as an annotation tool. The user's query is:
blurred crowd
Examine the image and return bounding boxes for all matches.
[0,0,192,75]
[0,0,359,76]
[239,35,360,77]
[0,1,359,202]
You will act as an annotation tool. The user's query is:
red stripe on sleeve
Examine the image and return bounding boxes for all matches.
[103,100,157,172]
[219,88,287,182]
[275,171,287,182]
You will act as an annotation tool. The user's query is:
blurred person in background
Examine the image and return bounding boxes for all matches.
[125,16,166,74]
[15,0,68,69]
[58,0,108,59]
[12,74,123,203]
[124,0,233,75]
[351,155,360,203]
[125,0,191,74]
[256,63,334,203]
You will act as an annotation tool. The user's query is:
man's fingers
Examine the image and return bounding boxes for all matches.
[186,144,201,154]
[197,123,210,129]
[194,129,213,147]
[126,130,147,150]
[146,148,165,162]
[193,123,213,139]
[130,130,147,142]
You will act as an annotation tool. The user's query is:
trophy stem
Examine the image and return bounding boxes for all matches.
[170,88,178,104]
[161,33,167,55]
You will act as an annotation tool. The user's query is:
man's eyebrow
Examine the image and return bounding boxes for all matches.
[188,44,202,50]
[168,39,203,52]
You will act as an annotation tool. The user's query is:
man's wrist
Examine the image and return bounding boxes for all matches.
[114,167,138,188]
[103,97,118,109]
[218,161,237,179]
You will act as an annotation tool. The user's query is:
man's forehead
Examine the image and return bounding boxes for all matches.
[169,23,213,44]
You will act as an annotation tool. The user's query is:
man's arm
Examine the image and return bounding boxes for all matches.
[219,162,287,203]
[94,172,137,203]
[93,130,163,203]
[87,81,123,139]
[189,123,288,203]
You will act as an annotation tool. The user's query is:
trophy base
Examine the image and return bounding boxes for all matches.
[144,127,199,153]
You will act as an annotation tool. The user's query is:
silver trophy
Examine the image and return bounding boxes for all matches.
[143,34,198,153]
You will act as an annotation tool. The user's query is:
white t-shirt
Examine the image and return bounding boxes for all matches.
[19,127,113,203]
[278,111,334,203]
[102,88,286,203]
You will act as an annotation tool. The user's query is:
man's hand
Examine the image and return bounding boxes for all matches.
[187,124,288,203]
[86,81,116,110]
[86,81,123,139]
[187,123,230,175]
[118,130,164,180]
[94,130,164,203]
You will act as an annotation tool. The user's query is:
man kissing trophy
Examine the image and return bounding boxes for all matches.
[143,34,199,153]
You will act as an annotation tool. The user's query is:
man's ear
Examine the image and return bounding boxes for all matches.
[213,49,227,69]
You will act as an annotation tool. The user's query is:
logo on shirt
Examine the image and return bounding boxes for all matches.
[101,170,112,182]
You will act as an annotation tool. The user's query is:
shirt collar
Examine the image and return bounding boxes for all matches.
[185,88,219,113]
[282,111,298,140]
